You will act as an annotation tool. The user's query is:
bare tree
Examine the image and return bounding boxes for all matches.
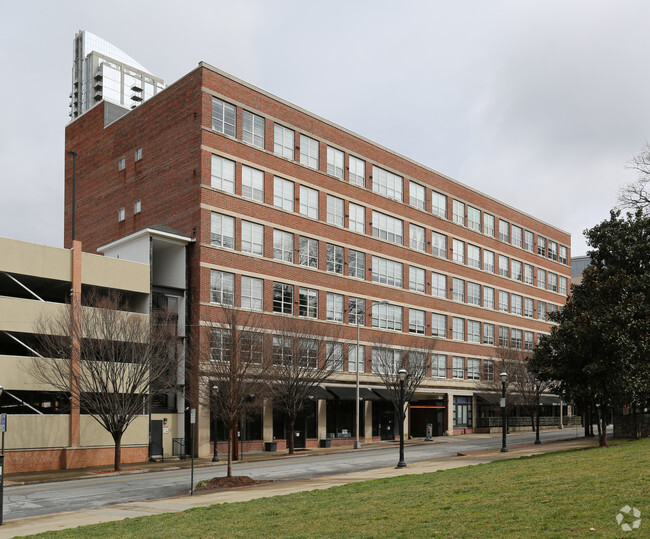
[371,335,434,437]
[618,144,650,214]
[269,317,342,455]
[34,290,179,471]
[199,305,270,477]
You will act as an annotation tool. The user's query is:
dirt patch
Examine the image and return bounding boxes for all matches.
[195,475,270,491]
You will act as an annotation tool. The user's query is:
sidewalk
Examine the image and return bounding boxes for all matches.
[0,436,599,538]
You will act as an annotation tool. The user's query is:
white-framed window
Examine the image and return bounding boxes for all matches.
[371,210,403,244]
[432,354,447,378]
[273,177,294,211]
[211,155,236,193]
[511,225,523,248]
[372,303,402,331]
[274,124,294,159]
[483,359,494,381]
[299,236,318,268]
[118,156,125,170]
[483,250,495,273]
[273,282,293,314]
[241,221,264,255]
[348,202,365,233]
[212,97,236,136]
[499,326,510,347]
[410,223,426,251]
[134,147,142,161]
[483,213,495,236]
[241,276,263,310]
[326,292,344,322]
[117,207,125,222]
[559,245,568,265]
[483,286,494,309]
[134,200,141,214]
[298,287,318,318]
[499,255,509,278]
[452,356,465,378]
[348,344,365,372]
[372,165,403,201]
[499,290,509,312]
[210,329,230,362]
[409,309,426,334]
[467,358,481,379]
[210,270,234,305]
[467,244,481,268]
[467,321,481,343]
[326,342,344,370]
[453,200,465,226]
[537,301,547,320]
[211,212,235,249]
[524,230,534,252]
[409,266,425,293]
[243,110,265,148]
[525,297,534,318]
[326,244,344,274]
[548,240,558,261]
[431,272,446,298]
[409,181,426,210]
[372,347,401,375]
[327,146,344,178]
[432,191,447,219]
[511,294,523,315]
[432,231,447,258]
[273,230,293,262]
[548,272,558,292]
[499,219,509,243]
[348,249,365,278]
[326,195,344,226]
[452,239,465,264]
[452,317,465,341]
[272,335,293,365]
[299,134,319,169]
[524,264,534,285]
[467,282,481,305]
[452,278,465,302]
[525,331,534,351]
[372,256,403,287]
[468,206,481,231]
[511,260,523,281]
[559,276,568,295]
[538,236,546,257]
[548,303,559,316]
[511,329,523,349]
[483,324,495,345]
[348,297,365,326]
[349,155,365,187]
[242,166,264,202]
[538,268,546,289]
[431,313,447,338]
[299,185,319,219]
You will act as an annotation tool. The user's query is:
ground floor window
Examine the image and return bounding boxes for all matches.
[273,401,317,442]
[453,396,473,428]
[326,399,364,438]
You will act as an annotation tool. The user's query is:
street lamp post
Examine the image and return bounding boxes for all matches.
[212,386,219,462]
[397,368,408,468]
[535,380,541,445]
[500,372,508,452]
[355,299,387,450]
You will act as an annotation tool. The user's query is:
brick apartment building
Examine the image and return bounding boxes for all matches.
[64,62,571,456]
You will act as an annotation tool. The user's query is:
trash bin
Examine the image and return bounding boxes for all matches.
[319,439,331,448]
[265,441,277,452]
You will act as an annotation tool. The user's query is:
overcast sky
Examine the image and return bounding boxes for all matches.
[2,0,649,256]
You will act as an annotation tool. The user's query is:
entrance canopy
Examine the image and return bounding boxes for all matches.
[324,385,380,401]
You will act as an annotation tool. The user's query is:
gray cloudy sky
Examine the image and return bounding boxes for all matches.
[2,0,649,256]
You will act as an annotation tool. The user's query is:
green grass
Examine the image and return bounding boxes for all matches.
[28,439,650,538]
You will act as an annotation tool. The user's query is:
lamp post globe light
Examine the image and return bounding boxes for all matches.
[500,372,508,453]
[397,368,408,468]
[535,380,541,445]
[212,386,219,462]
[354,299,388,450]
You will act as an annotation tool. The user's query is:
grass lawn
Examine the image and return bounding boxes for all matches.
[28,438,650,538]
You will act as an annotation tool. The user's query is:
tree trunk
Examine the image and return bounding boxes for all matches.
[597,406,607,447]
[288,416,295,455]
[227,430,232,477]
[633,406,641,439]
[113,432,122,472]
[531,413,535,431]
[231,424,239,461]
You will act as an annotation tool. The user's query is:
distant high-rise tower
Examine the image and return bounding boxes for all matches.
[69,30,165,120]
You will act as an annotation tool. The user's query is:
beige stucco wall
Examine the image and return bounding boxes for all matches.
[81,251,149,293]
[0,237,71,281]
[79,415,150,447]
[0,297,68,334]
[2,415,70,449]
[2,356,59,391]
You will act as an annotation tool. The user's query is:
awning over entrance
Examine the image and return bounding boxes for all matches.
[476,392,500,405]
[324,385,378,401]
[371,388,394,401]
[307,386,335,401]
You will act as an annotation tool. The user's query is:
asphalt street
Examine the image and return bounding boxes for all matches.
[4,427,586,522]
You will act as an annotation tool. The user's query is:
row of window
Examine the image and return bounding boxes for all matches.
[117,147,143,170]
[209,158,569,294]
[211,212,567,304]
[117,200,142,221]
[210,96,569,266]
[210,270,545,344]
[210,327,512,383]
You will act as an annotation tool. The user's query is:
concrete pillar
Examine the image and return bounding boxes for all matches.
[263,403,273,441]
[318,399,327,439]
[364,400,373,441]
[69,240,82,448]
[197,402,210,457]
[445,392,454,435]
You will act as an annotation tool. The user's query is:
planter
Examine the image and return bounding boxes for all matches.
[319,439,331,448]
[264,442,277,452]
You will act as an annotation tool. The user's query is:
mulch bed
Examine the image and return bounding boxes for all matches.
[195,475,270,491]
